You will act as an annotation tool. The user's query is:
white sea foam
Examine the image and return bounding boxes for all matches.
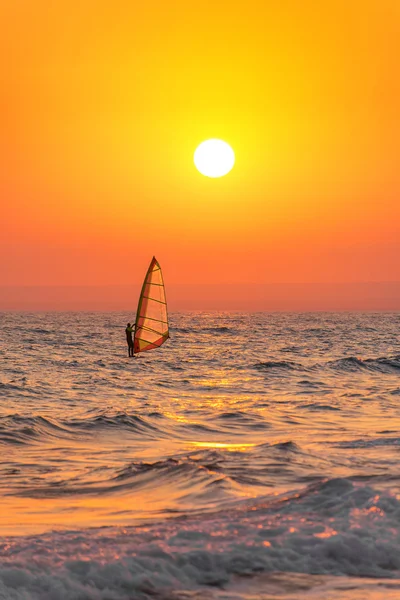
[1,479,399,598]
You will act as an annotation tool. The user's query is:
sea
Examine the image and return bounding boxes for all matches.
[0,311,400,599]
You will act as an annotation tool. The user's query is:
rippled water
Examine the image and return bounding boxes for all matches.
[1,311,400,599]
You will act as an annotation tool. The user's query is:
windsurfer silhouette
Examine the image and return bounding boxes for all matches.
[125,323,135,357]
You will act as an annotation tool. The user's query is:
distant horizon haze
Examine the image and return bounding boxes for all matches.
[1,281,399,311]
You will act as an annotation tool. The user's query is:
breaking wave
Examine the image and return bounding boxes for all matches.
[1,479,399,599]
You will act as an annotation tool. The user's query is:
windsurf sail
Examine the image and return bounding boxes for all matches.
[134,257,169,354]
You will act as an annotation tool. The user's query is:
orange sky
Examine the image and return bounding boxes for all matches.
[1,1,399,308]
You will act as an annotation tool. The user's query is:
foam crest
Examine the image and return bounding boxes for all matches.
[0,480,399,599]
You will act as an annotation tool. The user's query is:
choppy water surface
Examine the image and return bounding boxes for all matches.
[0,311,400,599]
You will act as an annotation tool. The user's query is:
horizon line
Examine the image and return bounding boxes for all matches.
[1,281,400,289]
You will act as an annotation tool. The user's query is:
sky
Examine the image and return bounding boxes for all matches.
[1,0,399,309]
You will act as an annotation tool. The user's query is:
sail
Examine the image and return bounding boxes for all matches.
[134,257,169,354]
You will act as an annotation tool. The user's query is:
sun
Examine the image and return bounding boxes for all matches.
[194,139,235,178]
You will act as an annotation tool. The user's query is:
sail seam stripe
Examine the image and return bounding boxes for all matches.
[141,325,166,335]
[142,296,166,305]
[137,316,167,324]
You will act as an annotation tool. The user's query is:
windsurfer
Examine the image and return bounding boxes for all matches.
[126,323,135,357]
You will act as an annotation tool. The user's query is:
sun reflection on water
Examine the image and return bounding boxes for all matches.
[190,441,256,451]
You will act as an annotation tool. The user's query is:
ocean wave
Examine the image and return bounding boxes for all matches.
[300,403,340,411]
[186,422,224,434]
[269,440,300,451]
[253,360,304,371]
[0,412,171,445]
[333,437,400,449]
[250,354,400,375]
[113,452,225,481]
[172,327,190,334]
[63,412,163,436]
[14,451,235,500]
[203,326,234,334]
[29,328,52,335]
[279,345,305,353]
[0,382,24,395]
[215,411,270,429]
[0,414,76,445]
[7,443,331,503]
[1,479,399,598]
[305,327,332,333]
[327,355,400,373]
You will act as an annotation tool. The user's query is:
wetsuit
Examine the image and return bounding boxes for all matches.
[126,326,134,357]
